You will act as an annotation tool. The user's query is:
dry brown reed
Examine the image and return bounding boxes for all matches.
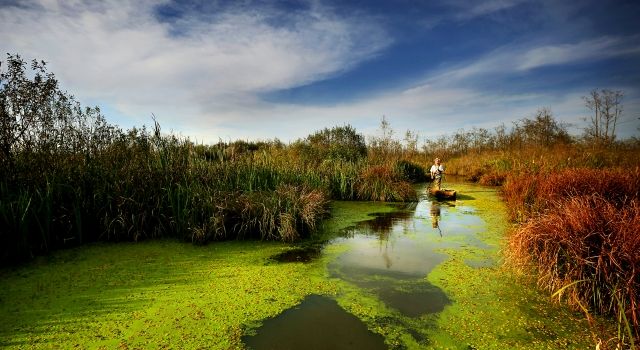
[504,168,640,346]
[502,167,640,222]
[477,172,507,186]
[355,164,417,202]
[446,144,640,186]
[190,185,329,244]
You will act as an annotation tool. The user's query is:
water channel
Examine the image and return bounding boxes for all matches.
[0,182,594,349]
[244,183,498,349]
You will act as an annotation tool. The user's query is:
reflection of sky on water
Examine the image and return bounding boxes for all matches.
[328,194,490,317]
[333,196,488,277]
[414,200,485,237]
[253,185,499,346]
[332,234,447,278]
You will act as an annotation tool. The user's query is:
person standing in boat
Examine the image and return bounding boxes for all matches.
[430,158,445,190]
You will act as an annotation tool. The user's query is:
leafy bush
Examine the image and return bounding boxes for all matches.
[295,125,367,162]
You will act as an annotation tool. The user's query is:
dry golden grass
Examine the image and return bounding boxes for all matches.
[504,168,640,346]
[502,167,640,222]
[355,164,417,202]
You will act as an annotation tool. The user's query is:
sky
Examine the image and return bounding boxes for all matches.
[1,0,639,143]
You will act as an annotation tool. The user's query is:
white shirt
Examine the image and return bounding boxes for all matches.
[430,164,444,177]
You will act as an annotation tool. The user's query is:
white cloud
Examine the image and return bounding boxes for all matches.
[425,35,640,86]
[517,36,640,71]
[176,38,640,143]
[451,0,530,20]
[1,1,639,143]
[0,0,391,125]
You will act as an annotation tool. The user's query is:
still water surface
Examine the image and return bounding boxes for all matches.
[245,185,494,349]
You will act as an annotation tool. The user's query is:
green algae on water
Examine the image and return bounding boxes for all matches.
[0,240,338,349]
[425,183,594,349]
[0,184,597,349]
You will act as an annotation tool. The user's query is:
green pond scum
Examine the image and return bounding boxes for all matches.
[0,183,595,349]
[0,240,339,349]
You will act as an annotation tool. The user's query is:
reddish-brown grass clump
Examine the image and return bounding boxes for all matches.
[478,172,507,186]
[504,168,640,344]
[502,167,640,222]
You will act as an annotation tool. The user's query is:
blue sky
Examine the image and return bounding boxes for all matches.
[1,0,639,143]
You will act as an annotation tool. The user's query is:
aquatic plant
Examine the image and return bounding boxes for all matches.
[501,168,640,222]
[504,168,640,348]
[394,159,427,183]
[355,164,417,202]
[0,55,418,264]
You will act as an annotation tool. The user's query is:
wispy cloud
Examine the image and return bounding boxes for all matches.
[516,36,640,70]
[0,0,391,125]
[1,0,638,142]
[426,35,640,85]
[445,0,531,20]
[186,33,640,141]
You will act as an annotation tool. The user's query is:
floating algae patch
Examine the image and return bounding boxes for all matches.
[326,190,483,318]
[376,282,450,317]
[0,239,338,349]
[424,183,596,349]
[464,257,497,268]
[323,182,597,349]
[0,183,600,349]
[327,232,451,318]
[242,294,387,350]
[426,256,595,349]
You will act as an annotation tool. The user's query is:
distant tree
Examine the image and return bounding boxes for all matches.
[368,115,402,159]
[451,129,470,155]
[422,135,451,160]
[493,123,510,151]
[514,107,571,148]
[469,127,492,153]
[300,125,367,162]
[380,115,393,141]
[583,89,623,144]
[403,129,419,156]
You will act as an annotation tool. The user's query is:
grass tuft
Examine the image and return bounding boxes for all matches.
[504,168,640,347]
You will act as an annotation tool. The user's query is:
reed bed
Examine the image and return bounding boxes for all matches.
[503,168,640,347]
[0,54,419,264]
[355,164,417,202]
[502,168,640,222]
[0,122,418,264]
[0,135,419,264]
[446,145,640,186]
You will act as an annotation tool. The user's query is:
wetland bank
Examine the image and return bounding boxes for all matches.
[0,182,595,349]
[2,55,637,349]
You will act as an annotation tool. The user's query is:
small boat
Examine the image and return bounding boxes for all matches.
[429,188,457,200]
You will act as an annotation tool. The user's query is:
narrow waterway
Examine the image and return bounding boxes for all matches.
[245,184,494,348]
[0,182,594,349]
[244,183,592,349]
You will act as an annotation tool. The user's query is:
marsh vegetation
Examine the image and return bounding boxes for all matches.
[1,54,639,348]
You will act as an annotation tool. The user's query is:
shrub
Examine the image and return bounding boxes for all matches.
[507,195,639,343]
[502,168,640,222]
[296,125,367,162]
